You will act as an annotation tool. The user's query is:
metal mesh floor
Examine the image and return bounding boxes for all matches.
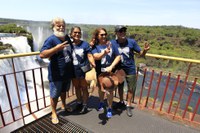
[11,114,93,133]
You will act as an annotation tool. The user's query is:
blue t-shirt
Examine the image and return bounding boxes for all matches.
[111,38,141,75]
[72,41,91,78]
[40,35,73,81]
[91,43,120,75]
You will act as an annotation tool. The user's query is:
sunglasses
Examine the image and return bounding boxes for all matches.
[99,33,107,37]
[118,29,126,33]
[74,32,81,34]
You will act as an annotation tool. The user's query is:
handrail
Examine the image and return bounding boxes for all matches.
[146,53,200,64]
[0,52,40,59]
[0,52,200,64]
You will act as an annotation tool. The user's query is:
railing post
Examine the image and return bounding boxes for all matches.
[173,72,189,119]
[40,68,46,107]
[3,75,15,121]
[32,69,39,111]
[152,71,162,109]
[182,78,197,119]
[160,73,171,111]
[23,71,32,113]
[0,98,6,128]
[11,58,25,124]
[191,97,200,121]
[139,69,147,105]
[145,70,154,107]
[168,75,180,113]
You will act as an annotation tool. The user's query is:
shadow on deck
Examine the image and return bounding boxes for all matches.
[11,95,200,133]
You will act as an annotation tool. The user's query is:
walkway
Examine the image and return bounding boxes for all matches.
[6,94,200,133]
[57,95,199,133]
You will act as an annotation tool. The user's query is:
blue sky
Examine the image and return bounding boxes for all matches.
[1,0,200,29]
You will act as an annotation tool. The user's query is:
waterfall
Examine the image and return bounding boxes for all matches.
[0,36,48,113]
[25,25,53,51]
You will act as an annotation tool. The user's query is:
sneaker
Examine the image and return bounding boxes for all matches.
[98,102,104,111]
[74,103,83,112]
[126,106,133,117]
[80,105,88,114]
[113,101,126,110]
[106,108,112,118]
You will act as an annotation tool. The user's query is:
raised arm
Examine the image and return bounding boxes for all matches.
[93,47,110,60]
[139,41,150,57]
[40,41,69,58]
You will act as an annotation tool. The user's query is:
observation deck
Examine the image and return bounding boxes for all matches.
[0,52,200,133]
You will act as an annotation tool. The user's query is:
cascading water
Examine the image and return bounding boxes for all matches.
[0,36,48,115]
[25,25,52,51]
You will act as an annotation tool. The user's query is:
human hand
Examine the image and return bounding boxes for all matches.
[89,39,95,47]
[105,66,113,73]
[103,41,111,54]
[106,41,111,50]
[144,41,150,51]
[104,48,110,55]
[55,41,69,51]
[102,89,110,95]
[91,62,96,68]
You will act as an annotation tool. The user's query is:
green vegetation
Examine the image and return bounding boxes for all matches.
[0,23,34,51]
[77,25,200,78]
[187,106,193,112]
[0,18,200,78]
[70,24,200,60]
[172,101,178,107]
[127,26,200,59]
[0,41,13,50]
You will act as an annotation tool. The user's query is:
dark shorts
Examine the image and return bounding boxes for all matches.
[118,75,137,92]
[49,79,71,98]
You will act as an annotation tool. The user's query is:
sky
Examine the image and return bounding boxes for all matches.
[1,0,200,29]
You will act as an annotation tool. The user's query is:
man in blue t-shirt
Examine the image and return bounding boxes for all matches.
[40,17,73,124]
[111,26,150,117]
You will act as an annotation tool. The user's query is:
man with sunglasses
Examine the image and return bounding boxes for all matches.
[111,25,150,117]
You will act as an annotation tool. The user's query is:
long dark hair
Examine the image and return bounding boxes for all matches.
[90,28,108,47]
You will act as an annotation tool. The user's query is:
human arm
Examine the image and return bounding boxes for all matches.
[106,55,121,72]
[87,53,96,68]
[138,41,150,57]
[93,47,110,60]
[40,41,69,58]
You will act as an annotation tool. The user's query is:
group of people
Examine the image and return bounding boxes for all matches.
[40,17,150,124]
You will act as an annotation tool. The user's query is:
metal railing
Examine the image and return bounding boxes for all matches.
[132,53,200,127]
[0,52,74,129]
[0,52,200,129]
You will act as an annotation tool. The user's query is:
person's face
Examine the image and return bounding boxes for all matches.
[71,28,81,41]
[116,28,126,40]
[53,21,65,38]
[98,30,107,43]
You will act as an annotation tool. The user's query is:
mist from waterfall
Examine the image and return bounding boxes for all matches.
[0,36,48,113]
[25,25,53,51]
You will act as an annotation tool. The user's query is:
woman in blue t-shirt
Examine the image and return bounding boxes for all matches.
[70,26,95,114]
[90,28,121,118]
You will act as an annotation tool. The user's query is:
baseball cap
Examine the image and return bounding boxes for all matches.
[115,25,127,32]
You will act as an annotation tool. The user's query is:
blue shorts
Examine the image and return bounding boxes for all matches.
[49,79,71,98]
